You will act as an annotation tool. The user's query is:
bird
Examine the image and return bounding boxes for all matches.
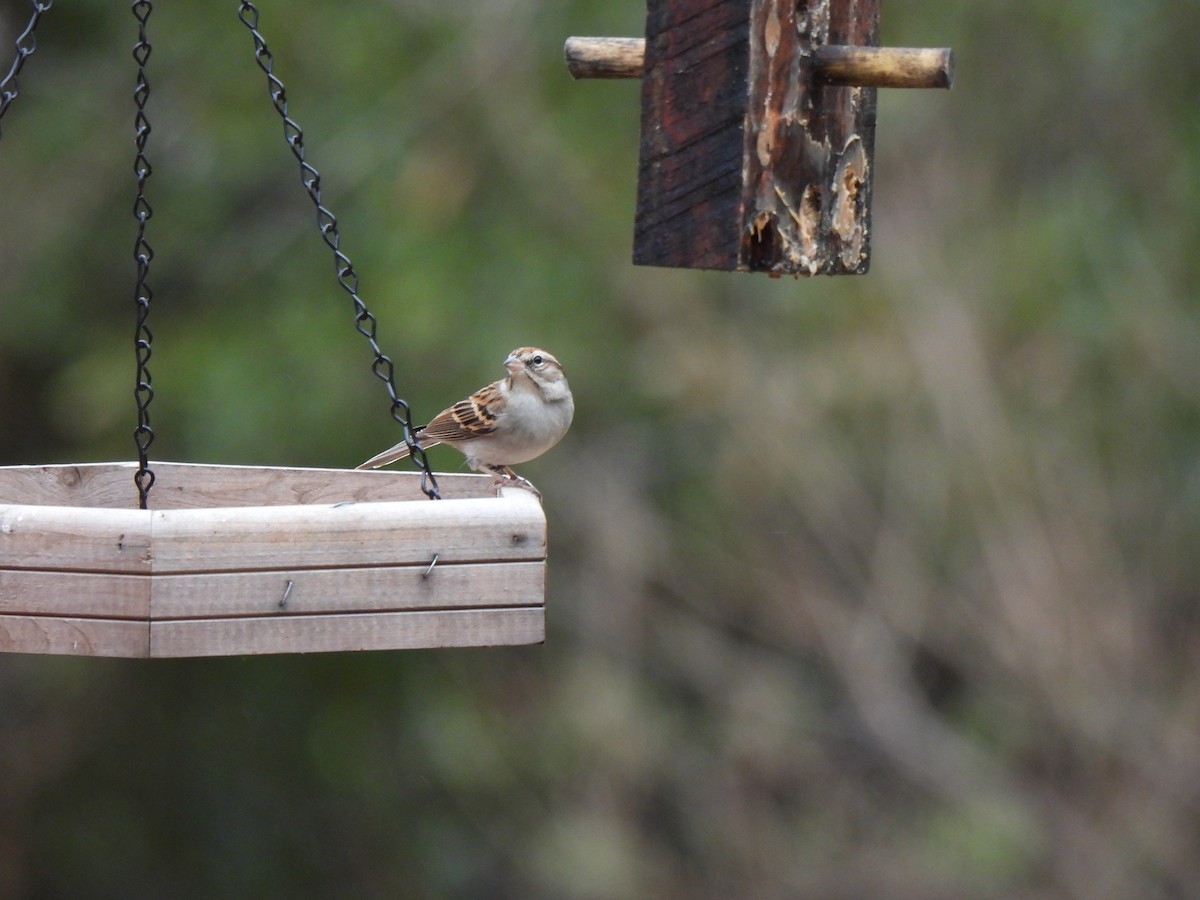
[357,347,574,494]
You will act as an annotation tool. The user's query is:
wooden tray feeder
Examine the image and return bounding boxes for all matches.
[564,0,954,275]
[0,464,546,658]
[0,6,551,658]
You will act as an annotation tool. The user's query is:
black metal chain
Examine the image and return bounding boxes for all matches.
[3,1,435,502]
[0,0,53,138]
[235,1,440,500]
[131,0,155,508]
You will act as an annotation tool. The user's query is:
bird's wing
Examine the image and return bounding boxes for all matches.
[418,382,504,444]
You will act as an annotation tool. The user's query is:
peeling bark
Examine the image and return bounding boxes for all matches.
[634,0,878,276]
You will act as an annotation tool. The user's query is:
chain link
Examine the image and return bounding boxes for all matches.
[0,0,53,138]
[131,0,155,508]
[236,1,439,499]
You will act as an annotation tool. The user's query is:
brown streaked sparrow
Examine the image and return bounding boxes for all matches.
[357,347,574,493]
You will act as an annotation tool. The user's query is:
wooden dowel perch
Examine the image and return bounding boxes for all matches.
[812,45,954,89]
[565,37,954,90]
[565,37,647,80]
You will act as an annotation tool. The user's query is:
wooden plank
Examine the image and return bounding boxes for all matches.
[0,503,152,573]
[149,489,545,573]
[634,0,879,275]
[0,613,149,657]
[147,464,494,507]
[635,0,751,271]
[151,561,544,619]
[0,570,149,618]
[0,463,496,509]
[150,607,545,657]
[0,480,543,575]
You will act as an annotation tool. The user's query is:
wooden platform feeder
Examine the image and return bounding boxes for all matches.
[0,463,546,658]
[565,0,953,275]
[0,8,557,660]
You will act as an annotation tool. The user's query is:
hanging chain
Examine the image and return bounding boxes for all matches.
[5,1,436,503]
[235,2,440,500]
[0,0,53,138]
[131,0,155,508]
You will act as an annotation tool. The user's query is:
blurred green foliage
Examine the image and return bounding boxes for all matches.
[2,0,1200,896]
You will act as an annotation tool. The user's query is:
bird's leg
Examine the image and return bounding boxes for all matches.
[482,464,541,499]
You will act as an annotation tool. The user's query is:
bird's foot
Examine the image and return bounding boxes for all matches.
[486,466,542,500]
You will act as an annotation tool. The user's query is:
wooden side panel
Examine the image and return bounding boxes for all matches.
[149,491,545,574]
[0,503,151,573]
[0,562,545,658]
[0,463,494,509]
[635,0,751,270]
[150,607,545,658]
[0,570,149,618]
[0,614,149,657]
[151,561,545,619]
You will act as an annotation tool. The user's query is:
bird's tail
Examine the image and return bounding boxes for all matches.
[356,431,436,470]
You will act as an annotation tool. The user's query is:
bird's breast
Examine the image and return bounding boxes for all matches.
[469,391,573,466]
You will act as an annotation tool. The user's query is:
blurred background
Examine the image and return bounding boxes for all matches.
[2,0,1199,896]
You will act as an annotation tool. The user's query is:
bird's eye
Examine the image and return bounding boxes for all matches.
[532,355,544,366]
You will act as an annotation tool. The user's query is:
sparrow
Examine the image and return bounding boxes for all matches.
[357,347,574,493]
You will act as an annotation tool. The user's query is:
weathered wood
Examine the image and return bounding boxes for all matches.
[0,464,549,657]
[0,462,492,509]
[151,561,544,619]
[150,607,545,658]
[564,37,647,79]
[635,0,751,272]
[0,614,149,658]
[635,0,880,275]
[0,491,544,574]
[149,492,544,574]
[814,45,952,89]
[0,570,149,618]
[0,563,545,656]
[0,503,152,572]
[566,37,953,89]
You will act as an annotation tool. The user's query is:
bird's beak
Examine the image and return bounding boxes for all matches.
[504,353,522,375]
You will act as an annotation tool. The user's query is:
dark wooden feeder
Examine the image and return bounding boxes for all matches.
[564,0,954,275]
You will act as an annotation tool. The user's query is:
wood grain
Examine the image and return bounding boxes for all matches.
[0,503,152,572]
[0,462,496,509]
[149,492,544,574]
[635,0,751,271]
[0,614,149,657]
[151,561,544,619]
[0,570,149,617]
[149,607,545,657]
